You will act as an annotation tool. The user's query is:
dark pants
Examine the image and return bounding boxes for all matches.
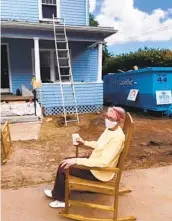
[52,156,97,201]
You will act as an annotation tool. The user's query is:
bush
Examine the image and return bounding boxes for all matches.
[103,48,172,75]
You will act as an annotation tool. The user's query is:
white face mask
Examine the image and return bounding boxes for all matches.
[105,119,118,129]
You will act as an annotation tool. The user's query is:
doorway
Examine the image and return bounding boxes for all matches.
[1,44,11,93]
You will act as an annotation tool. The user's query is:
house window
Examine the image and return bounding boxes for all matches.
[32,49,71,83]
[41,0,57,19]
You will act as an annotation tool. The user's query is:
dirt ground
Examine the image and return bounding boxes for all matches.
[1,111,172,189]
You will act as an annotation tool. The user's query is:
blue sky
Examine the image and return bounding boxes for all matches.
[90,0,172,55]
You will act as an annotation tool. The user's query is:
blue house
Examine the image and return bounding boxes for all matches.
[1,0,116,116]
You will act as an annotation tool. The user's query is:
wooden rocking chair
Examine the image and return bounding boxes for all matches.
[59,113,136,221]
[1,121,12,165]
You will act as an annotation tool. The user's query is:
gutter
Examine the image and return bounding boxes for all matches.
[1,21,117,37]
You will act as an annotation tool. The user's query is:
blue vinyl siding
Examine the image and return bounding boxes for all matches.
[1,0,39,22]
[37,83,103,107]
[1,0,89,26]
[71,42,98,82]
[61,0,88,26]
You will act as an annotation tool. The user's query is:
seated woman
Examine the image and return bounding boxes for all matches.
[44,106,126,208]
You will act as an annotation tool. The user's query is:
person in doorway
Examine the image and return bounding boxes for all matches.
[44,107,126,208]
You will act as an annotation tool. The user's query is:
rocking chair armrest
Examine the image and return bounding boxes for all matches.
[70,164,120,173]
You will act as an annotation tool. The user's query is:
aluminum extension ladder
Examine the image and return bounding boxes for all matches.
[53,15,79,126]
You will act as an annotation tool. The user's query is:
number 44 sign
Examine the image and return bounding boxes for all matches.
[127,89,139,101]
[156,91,172,105]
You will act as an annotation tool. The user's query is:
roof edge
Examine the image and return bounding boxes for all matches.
[1,21,117,36]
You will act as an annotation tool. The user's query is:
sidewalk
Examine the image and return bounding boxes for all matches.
[2,166,172,221]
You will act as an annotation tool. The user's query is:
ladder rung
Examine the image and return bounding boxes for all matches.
[56,33,65,35]
[59,66,70,68]
[57,49,68,51]
[60,75,71,77]
[63,93,75,96]
[56,39,67,43]
[61,83,74,86]
[56,38,66,40]
[55,24,64,26]
[59,57,69,59]
[63,91,74,93]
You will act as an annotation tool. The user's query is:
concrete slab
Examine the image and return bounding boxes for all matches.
[1,115,39,124]
[9,122,41,141]
[2,166,172,221]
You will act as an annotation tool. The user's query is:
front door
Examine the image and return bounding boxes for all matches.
[1,44,10,93]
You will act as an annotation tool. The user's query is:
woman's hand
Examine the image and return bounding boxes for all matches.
[76,136,85,145]
[61,158,77,169]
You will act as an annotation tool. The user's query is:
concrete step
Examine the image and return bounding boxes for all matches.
[0,115,39,124]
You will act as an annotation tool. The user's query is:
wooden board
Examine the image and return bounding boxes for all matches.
[1,95,33,102]
[1,121,12,165]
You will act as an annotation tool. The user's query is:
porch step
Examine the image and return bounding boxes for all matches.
[0,115,39,124]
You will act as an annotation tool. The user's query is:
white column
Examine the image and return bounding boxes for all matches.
[50,51,56,82]
[97,43,103,82]
[34,37,41,81]
[57,0,61,18]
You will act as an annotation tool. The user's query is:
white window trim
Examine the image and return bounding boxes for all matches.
[31,48,71,82]
[1,43,12,93]
[85,0,88,25]
[38,0,60,21]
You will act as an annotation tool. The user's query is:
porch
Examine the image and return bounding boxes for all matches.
[1,36,103,114]
[1,22,115,115]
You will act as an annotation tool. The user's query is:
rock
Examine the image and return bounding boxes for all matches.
[45,118,52,122]
[141,143,147,147]
[96,111,101,114]
[148,140,162,146]
[138,155,147,160]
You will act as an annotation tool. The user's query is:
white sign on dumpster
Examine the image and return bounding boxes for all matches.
[156,91,172,105]
[127,89,139,101]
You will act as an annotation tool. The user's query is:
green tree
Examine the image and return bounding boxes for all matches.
[103,48,172,75]
[89,13,113,70]
[89,13,99,27]
[103,42,113,66]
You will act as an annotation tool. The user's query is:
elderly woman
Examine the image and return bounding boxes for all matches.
[44,106,126,208]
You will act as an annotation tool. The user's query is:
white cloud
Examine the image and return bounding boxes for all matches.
[96,0,172,45]
[89,0,96,13]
